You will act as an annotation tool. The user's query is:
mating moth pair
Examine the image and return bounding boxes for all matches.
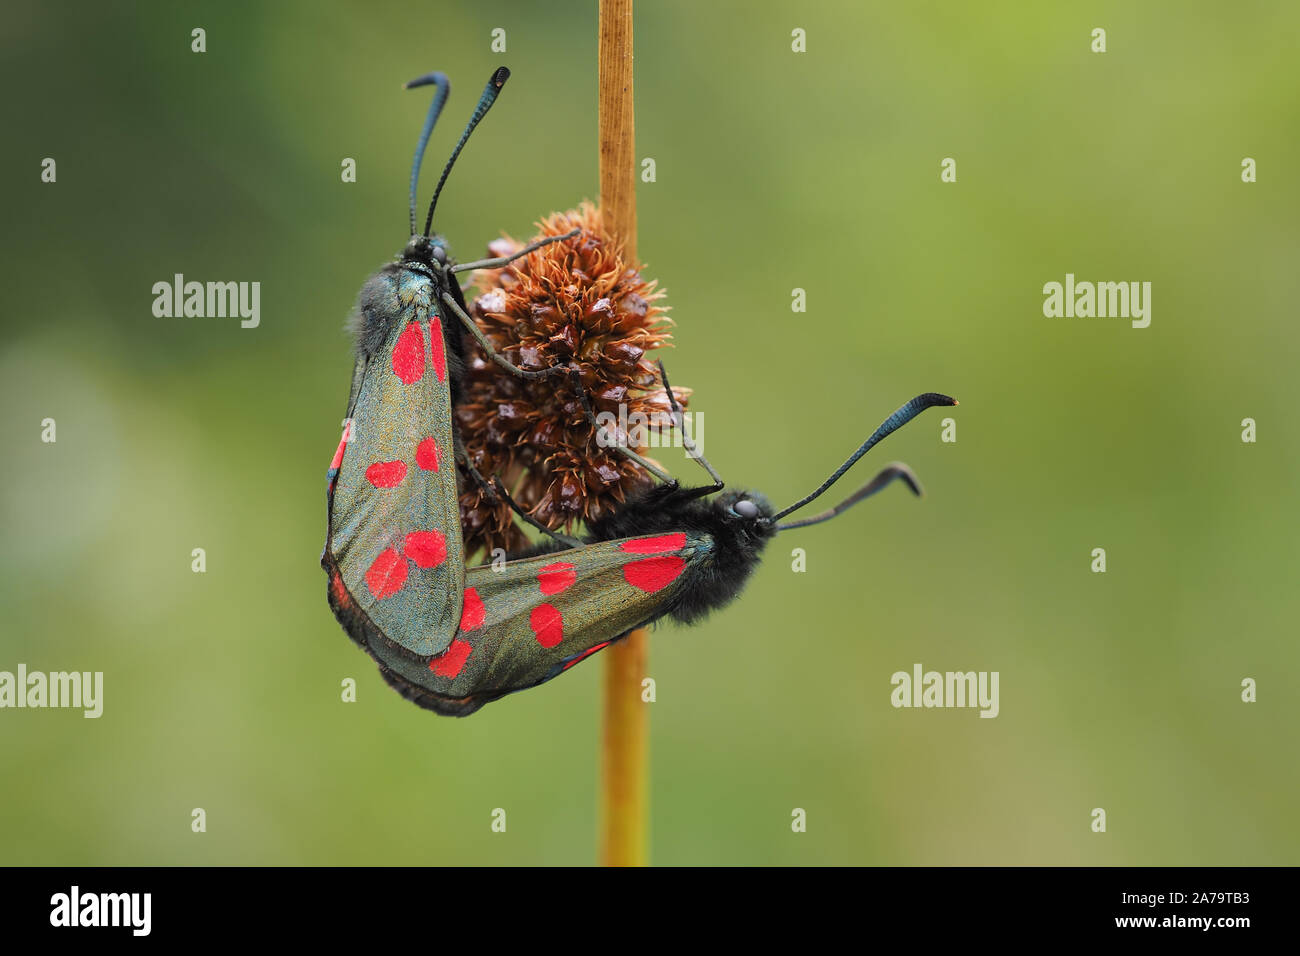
[321,67,955,716]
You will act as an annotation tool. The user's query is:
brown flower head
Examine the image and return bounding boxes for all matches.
[456,202,687,558]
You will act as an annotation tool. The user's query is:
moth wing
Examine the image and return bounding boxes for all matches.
[327,271,466,657]
[422,532,703,703]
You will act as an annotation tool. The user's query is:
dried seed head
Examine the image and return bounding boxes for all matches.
[457,202,688,557]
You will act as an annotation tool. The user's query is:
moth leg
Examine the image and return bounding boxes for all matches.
[440,291,570,382]
[657,359,724,491]
[490,476,585,549]
[567,367,677,485]
[448,228,581,274]
[453,431,497,498]
[455,436,581,547]
[455,429,583,547]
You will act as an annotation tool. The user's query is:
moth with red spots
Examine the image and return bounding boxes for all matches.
[323,68,578,660]
[322,68,957,718]
[337,374,954,717]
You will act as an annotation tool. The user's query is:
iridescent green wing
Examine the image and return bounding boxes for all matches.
[367,532,708,715]
[327,266,465,656]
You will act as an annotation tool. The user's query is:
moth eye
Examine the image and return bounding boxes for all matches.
[431,246,447,265]
[733,499,759,519]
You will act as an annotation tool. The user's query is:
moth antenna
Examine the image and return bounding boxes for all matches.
[423,67,510,237]
[770,392,957,522]
[774,463,921,532]
[403,71,451,238]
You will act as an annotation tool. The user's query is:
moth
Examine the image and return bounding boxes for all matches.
[322,69,957,718]
[337,359,953,716]
[322,69,580,672]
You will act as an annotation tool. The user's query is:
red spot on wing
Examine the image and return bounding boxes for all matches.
[392,321,425,384]
[365,548,408,600]
[537,562,577,595]
[460,587,486,631]
[624,556,686,594]
[329,435,347,471]
[530,604,564,648]
[416,436,440,471]
[429,315,447,383]
[365,460,407,488]
[620,533,687,554]
[562,641,612,672]
[428,638,472,679]
[330,571,351,608]
[404,530,447,569]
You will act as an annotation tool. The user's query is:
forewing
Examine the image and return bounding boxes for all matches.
[369,532,708,713]
[327,268,466,656]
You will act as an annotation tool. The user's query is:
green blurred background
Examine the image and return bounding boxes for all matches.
[2,0,1297,865]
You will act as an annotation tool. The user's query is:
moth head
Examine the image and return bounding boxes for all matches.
[403,235,450,269]
[716,489,776,536]
[403,67,510,270]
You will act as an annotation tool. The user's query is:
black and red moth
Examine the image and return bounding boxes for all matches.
[322,67,957,717]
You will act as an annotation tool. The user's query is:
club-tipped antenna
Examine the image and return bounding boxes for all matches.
[775,463,921,532]
[422,67,510,237]
[769,392,957,523]
[403,71,451,238]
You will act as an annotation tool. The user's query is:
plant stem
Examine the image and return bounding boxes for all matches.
[597,0,647,868]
